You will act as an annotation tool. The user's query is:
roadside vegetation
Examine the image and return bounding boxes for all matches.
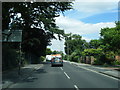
[64,21,120,66]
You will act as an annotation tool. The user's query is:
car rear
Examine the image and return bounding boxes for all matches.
[51,57,63,67]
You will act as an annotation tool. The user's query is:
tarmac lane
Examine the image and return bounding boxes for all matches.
[4,62,119,90]
[8,62,75,89]
[62,62,119,88]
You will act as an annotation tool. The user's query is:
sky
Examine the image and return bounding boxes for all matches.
[47,0,119,53]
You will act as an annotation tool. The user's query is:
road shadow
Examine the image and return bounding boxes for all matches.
[23,76,38,82]
[40,61,51,64]
[51,65,63,67]
[2,67,34,83]
[34,68,47,74]
[21,68,47,83]
[115,68,120,71]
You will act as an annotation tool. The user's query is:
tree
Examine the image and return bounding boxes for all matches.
[82,48,103,56]
[64,33,89,62]
[46,48,52,55]
[89,39,102,49]
[2,2,73,63]
[64,34,86,55]
[22,28,47,57]
[52,50,63,54]
[100,21,120,54]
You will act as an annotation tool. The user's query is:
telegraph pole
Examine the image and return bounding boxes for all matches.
[18,30,22,75]
[18,42,21,75]
[67,42,69,61]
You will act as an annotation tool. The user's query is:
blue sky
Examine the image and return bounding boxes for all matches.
[64,9,118,23]
[64,2,118,23]
[48,0,119,53]
[80,12,118,23]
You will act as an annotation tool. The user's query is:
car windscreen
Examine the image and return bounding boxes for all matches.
[54,57,61,60]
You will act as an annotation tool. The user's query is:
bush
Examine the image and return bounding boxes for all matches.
[92,59,104,65]
[98,54,116,65]
[111,60,120,65]
[73,56,79,62]
[69,52,79,62]
[63,55,68,60]
[98,54,106,63]
[40,56,45,62]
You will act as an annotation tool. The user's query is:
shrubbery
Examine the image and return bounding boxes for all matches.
[72,56,79,62]
[92,59,104,65]
[111,60,120,65]
[68,52,80,62]
[63,55,68,60]
[40,56,45,62]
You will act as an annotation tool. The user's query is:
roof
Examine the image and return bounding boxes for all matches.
[51,54,61,57]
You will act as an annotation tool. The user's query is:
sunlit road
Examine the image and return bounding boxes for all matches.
[8,61,119,89]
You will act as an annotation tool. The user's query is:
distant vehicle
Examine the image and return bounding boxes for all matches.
[46,55,52,62]
[51,54,63,67]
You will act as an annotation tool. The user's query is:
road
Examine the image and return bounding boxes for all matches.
[8,61,119,89]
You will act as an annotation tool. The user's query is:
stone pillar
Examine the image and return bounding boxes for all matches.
[86,56,89,64]
[91,56,95,64]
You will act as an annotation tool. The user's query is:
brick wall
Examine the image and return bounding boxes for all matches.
[115,56,120,61]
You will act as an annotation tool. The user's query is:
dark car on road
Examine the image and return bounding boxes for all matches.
[51,57,63,67]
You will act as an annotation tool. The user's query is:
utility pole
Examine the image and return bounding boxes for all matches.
[18,30,22,75]
[18,42,21,75]
[67,42,69,61]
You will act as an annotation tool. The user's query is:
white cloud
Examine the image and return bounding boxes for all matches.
[82,37,92,42]
[47,37,65,53]
[55,15,115,36]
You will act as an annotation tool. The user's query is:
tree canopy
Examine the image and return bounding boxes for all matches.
[64,34,88,55]
[100,21,120,54]
[89,39,102,49]
[2,2,73,58]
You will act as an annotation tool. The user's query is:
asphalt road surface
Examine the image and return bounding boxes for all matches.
[8,62,119,89]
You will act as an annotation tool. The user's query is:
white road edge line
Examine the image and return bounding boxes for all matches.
[64,72,70,79]
[60,67,63,70]
[78,66,119,81]
[74,85,79,90]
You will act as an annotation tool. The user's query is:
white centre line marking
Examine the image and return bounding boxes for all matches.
[74,85,79,90]
[60,67,63,70]
[64,72,70,79]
